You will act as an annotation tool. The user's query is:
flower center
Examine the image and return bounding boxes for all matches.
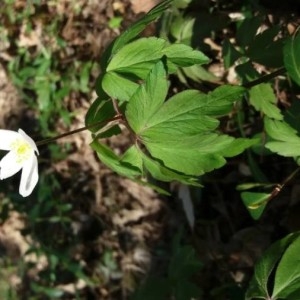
[11,139,32,164]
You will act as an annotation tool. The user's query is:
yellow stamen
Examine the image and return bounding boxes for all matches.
[10,139,31,164]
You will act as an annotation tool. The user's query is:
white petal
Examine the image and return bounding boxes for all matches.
[0,151,23,180]
[18,129,39,155]
[19,153,38,197]
[0,130,20,151]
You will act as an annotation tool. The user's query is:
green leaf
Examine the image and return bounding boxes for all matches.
[145,134,236,176]
[101,0,173,70]
[95,126,121,139]
[284,34,300,86]
[246,233,300,300]
[122,145,201,187]
[181,65,219,83]
[85,98,115,131]
[121,145,143,171]
[102,71,139,102]
[140,90,219,139]
[286,289,300,300]
[249,83,283,120]
[170,15,195,44]
[139,85,246,140]
[220,138,259,157]
[241,192,269,220]
[126,60,169,133]
[106,37,209,79]
[125,70,248,177]
[272,235,300,298]
[106,37,167,77]
[236,183,270,191]
[264,118,300,157]
[141,150,201,186]
[162,43,210,66]
[91,140,141,178]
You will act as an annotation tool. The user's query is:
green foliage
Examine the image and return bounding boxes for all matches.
[241,192,270,220]
[246,233,300,299]
[101,37,209,102]
[248,84,283,120]
[264,117,300,157]
[101,0,174,70]
[85,2,256,193]
[91,55,253,188]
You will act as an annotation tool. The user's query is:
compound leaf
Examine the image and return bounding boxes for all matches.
[139,85,245,140]
[145,134,235,176]
[249,84,283,120]
[126,60,169,133]
[265,118,300,157]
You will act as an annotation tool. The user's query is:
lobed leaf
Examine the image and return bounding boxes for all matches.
[249,83,283,120]
[144,134,235,176]
[137,85,245,140]
[265,118,300,157]
[126,60,169,133]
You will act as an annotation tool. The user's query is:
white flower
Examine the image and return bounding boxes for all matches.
[0,129,39,197]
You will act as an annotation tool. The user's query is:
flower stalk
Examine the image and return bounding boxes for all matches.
[36,115,123,146]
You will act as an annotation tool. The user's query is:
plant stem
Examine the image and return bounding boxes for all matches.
[36,115,122,146]
[243,67,286,89]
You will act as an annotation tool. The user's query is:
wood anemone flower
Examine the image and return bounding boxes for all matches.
[0,129,39,197]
